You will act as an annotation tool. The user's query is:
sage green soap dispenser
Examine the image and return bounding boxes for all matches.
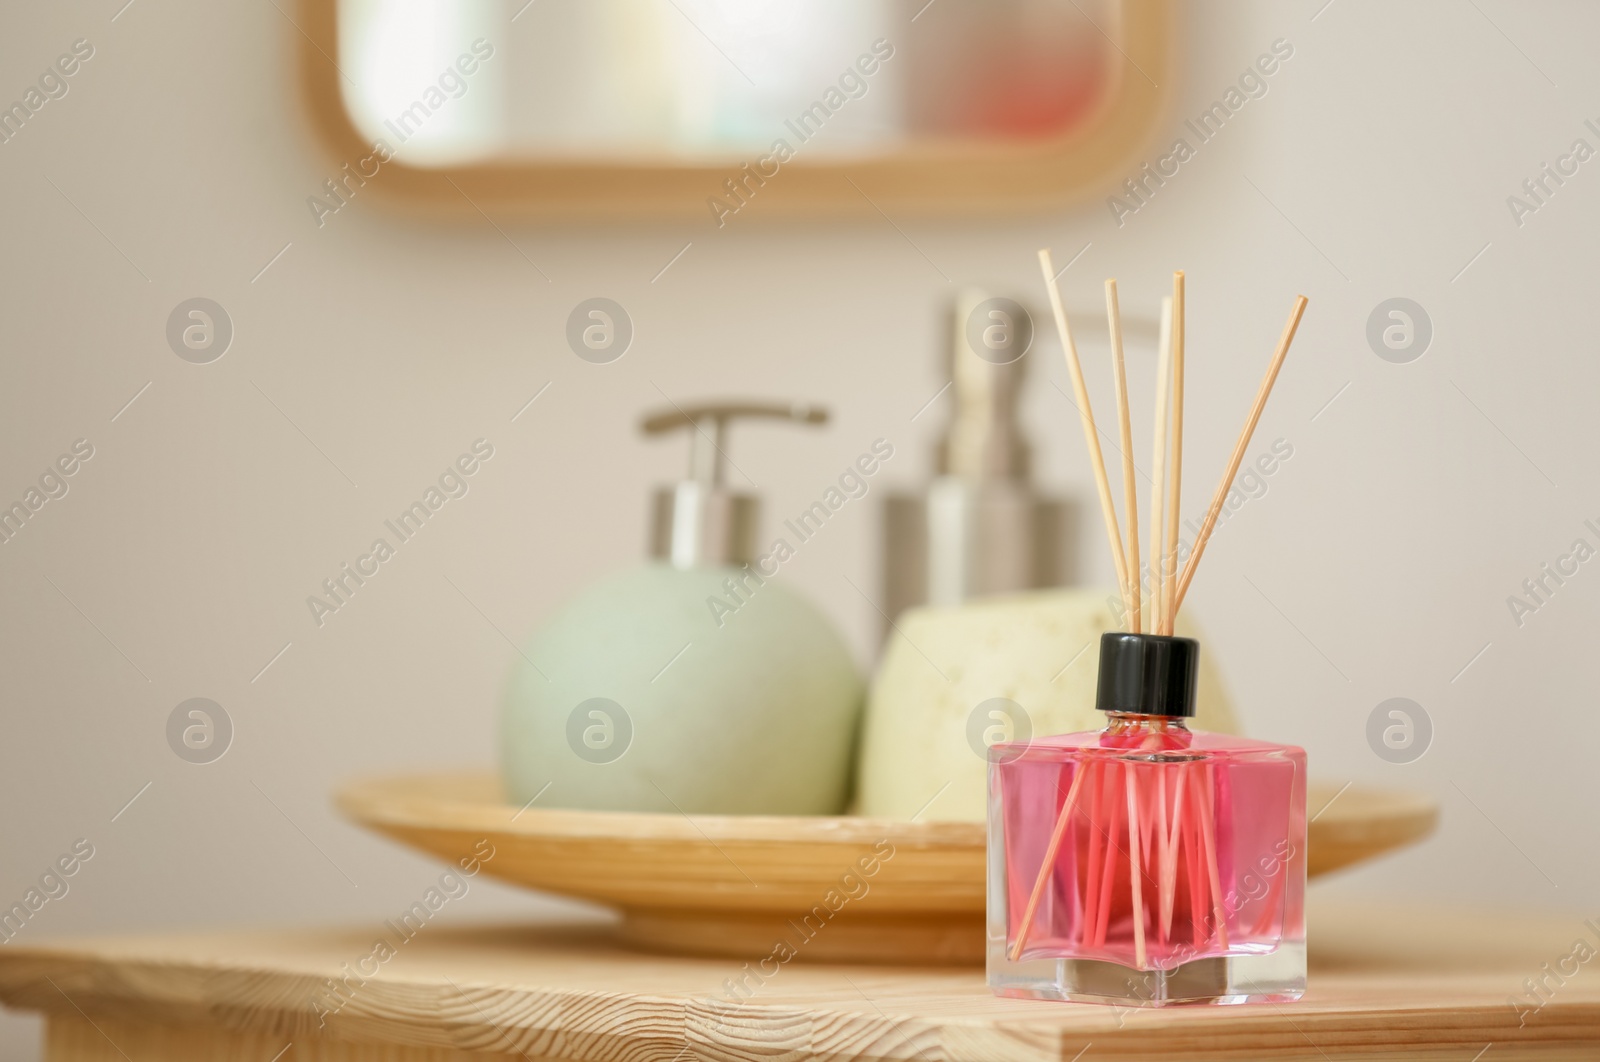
[501,401,864,815]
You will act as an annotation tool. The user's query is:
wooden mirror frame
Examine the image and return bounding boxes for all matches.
[296,0,1172,222]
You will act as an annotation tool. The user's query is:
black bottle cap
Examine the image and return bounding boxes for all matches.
[1094,633,1199,718]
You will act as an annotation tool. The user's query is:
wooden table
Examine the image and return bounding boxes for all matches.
[1,900,1595,1061]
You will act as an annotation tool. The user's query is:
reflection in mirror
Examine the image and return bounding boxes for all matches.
[337,0,1120,168]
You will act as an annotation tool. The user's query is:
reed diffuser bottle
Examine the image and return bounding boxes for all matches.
[987,259,1310,1005]
[988,634,1306,1004]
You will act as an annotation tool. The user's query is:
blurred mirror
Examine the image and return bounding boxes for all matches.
[335,0,1126,168]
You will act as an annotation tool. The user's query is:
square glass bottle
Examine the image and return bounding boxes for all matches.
[988,633,1306,1006]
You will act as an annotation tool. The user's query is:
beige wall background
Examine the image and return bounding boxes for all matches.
[3,0,1597,1056]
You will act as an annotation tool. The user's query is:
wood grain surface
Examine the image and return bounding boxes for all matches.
[2,900,1596,1060]
[335,771,1438,963]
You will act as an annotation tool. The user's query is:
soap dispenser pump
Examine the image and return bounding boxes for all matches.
[500,400,865,815]
[882,288,1077,632]
[643,400,825,570]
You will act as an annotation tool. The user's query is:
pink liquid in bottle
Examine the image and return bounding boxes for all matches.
[987,635,1306,1005]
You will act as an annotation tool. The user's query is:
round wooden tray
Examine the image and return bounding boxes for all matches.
[337,772,1437,964]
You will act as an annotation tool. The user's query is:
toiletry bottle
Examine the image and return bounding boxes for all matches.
[883,288,1074,632]
[501,401,864,816]
[988,633,1306,1005]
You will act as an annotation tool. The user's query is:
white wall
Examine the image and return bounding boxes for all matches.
[2,0,1597,1056]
